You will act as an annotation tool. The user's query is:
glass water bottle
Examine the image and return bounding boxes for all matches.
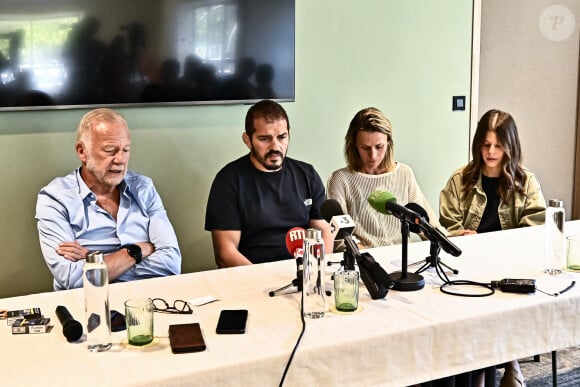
[302,228,327,318]
[544,199,565,275]
[84,251,112,352]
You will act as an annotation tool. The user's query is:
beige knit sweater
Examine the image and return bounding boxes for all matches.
[327,162,441,248]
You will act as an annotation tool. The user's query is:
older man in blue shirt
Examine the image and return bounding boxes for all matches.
[36,108,181,290]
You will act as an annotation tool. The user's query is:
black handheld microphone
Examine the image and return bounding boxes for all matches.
[55,305,83,342]
[343,235,393,299]
[405,202,462,257]
[386,201,423,224]
[405,203,428,234]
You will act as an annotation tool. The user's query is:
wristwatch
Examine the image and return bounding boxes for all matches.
[122,244,142,264]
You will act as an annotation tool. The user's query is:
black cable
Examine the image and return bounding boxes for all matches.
[536,281,576,297]
[440,279,495,297]
[552,280,576,296]
[434,257,450,284]
[430,255,495,297]
[278,285,306,387]
[441,278,576,298]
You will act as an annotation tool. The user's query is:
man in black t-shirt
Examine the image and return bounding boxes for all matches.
[205,100,332,267]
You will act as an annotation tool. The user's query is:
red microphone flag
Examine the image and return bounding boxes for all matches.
[285,227,306,257]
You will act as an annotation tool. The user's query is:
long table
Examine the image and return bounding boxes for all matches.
[2,222,580,386]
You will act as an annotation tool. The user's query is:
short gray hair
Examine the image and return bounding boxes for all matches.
[76,108,128,144]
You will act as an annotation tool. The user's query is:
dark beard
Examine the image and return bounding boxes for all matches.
[251,148,284,171]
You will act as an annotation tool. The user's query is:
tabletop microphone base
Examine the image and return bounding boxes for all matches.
[413,240,459,281]
[389,219,425,291]
[414,257,459,276]
[269,279,301,297]
[390,271,425,291]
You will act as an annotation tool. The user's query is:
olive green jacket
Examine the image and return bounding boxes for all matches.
[439,167,546,236]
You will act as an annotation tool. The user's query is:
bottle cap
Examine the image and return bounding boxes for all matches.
[548,199,564,208]
[306,228,322,239]
[86,251,104,263]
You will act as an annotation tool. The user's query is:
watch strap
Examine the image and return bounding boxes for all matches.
[122,244,142,264]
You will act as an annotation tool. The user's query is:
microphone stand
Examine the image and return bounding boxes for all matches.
[389,220,425,291]
[269,258,303,297]
[415,240,459,278]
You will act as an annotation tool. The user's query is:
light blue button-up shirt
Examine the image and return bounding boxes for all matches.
[36,168,181,290]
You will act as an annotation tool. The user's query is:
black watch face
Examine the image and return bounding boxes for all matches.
[127,244,142,260]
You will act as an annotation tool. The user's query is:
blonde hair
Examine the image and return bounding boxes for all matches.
[344,107,394,172]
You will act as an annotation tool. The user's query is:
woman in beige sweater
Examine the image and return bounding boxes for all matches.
[327,107,441,248]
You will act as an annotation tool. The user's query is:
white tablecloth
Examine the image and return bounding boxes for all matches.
[2,222,580,386]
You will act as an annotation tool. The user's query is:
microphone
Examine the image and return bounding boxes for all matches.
[367,190,422,225]
[367,190,427,291]
[285,227,306,259]
[319,200,392,297]
[405,203,428,234]
[421,219,462,257]
[343,234,393,299]
[320,199,356,269]
[405,202,462,257]
[320,199,356,241]
[368,191,462,258]
[55,305,83,342]
[405,202,461,276]
[269,227,306,297]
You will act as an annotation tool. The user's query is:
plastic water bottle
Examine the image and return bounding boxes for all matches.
[83,251,112,352]
[544,199,565,275]
[302,228,326,318]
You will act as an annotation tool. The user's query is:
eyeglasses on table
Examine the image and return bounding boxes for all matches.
[150,298,193,314]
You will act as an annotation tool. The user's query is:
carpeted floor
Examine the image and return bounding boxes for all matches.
[496,346,580,387]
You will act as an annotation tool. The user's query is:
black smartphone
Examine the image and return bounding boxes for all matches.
[216,309,248,334]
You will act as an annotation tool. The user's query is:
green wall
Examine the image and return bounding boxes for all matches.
[0,0,473,298]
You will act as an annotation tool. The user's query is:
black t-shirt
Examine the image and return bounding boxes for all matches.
[477,175,502,233]
[205,155,326,264]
